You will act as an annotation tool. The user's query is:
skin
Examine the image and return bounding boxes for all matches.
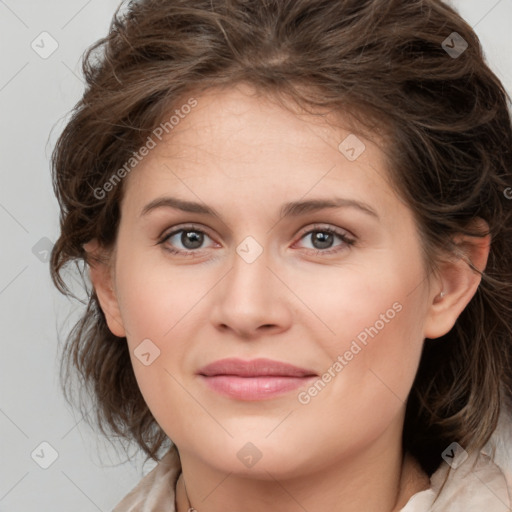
[85,83,490,512]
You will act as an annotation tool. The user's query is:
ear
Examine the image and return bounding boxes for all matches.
[83,239,126,338]
[424,218,491,340]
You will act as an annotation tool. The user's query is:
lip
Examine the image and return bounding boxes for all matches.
[197,358,317,401]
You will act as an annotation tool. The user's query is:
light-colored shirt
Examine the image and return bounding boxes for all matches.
[113,413,512,511]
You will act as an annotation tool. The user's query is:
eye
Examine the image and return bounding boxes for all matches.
[157,223,355,257]
[158,224,216,256]
[294,224,355,254]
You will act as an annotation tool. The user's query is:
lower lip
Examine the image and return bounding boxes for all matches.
[199,375,316,400]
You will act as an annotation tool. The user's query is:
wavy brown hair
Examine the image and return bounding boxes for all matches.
[50,0,512,477]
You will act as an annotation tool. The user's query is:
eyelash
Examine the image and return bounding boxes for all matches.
[157,223,355,257]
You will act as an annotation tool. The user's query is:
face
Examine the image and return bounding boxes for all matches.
[100,83,437,477]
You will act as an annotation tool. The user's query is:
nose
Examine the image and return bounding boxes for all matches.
[210,245,292,339]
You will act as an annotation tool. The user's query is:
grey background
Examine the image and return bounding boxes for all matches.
[1,0,511,510]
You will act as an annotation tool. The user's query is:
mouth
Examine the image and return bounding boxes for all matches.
[197,358,317,401]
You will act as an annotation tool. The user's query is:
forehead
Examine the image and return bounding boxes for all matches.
[121,84,401,219]
[160,84,382,162]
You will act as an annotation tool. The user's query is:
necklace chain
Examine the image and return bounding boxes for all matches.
[179,472,198,512]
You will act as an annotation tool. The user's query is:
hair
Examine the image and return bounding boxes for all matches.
[50,0,512,479]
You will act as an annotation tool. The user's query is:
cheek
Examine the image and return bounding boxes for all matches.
[290,297,426,462]
[115,270,194,434]
[299,248,428,407]
[298,254,425,353]
[114,243,210,340]
[315,299,423,404]
[352,300,425,397]
[112,250,212,423]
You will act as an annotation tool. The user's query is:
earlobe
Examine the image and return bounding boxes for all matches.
[423,220,490,340]
[83,239,126,338]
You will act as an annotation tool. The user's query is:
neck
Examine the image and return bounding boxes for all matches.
[174,436,430,512]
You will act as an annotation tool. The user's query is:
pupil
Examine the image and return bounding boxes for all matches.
[182,231,203,249]
[313,231,333,249]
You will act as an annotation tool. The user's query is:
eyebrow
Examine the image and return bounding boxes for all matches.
[140,196,379,220]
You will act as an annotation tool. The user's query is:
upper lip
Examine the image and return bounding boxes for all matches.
[197,358,317,378]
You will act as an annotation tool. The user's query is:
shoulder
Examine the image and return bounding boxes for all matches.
[113,444,181,512]
[401,410,512,511]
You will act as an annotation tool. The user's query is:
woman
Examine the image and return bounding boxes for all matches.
[50,0,512,510]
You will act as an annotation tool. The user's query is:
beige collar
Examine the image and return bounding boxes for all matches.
[113,443,511,512]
